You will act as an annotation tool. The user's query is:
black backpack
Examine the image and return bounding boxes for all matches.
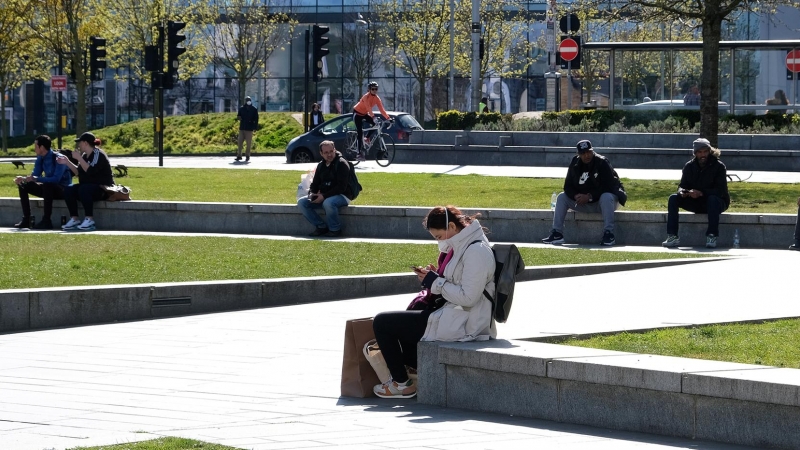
[470,241,525,323]
[336,158,362,200]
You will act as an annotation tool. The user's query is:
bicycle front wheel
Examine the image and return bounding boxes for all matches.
[375,133,395,167]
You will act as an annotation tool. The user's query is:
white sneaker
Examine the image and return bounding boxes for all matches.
[62,218,81,230]
[77,218,96,231]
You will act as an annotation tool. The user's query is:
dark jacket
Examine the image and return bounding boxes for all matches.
[32,150,72,187]
[77,148,114,186]
[679,155,730,208]
[237,104,259,131]
[563,153,627,206]
[310,110,324,127]
[310,152,354,200]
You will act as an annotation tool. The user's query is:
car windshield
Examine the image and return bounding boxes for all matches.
[321,116,356,134]
[397,114,423,130]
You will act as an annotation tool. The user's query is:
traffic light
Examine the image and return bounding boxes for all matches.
[312,25,329,82]
[89,37,107,81]
[165,21,186,89]
[144,45,161,72]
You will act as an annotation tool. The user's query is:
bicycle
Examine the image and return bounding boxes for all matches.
[344,117,396,167]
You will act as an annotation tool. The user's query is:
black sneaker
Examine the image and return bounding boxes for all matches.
[14,217,31,229]
[234,156,242,162]
[325,229,342,237]
[790,240,800,251]
[601,231,615,246]
[308,227,329,237]
[245,156,250,162]
[541,230,564,244]
[33,219,53,230]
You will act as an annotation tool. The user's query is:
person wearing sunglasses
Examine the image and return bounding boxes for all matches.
[352,81,392,162]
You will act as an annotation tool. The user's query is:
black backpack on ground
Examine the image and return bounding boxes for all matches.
[469,241,525,323]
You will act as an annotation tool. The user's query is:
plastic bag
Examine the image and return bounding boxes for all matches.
[296,169,315,201]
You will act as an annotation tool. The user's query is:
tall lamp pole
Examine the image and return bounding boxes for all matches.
[470,0,481,111]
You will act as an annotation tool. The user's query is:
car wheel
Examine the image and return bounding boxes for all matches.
[292,149,313,163]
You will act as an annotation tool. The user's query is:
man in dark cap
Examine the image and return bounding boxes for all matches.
[542,139,627,246]
[56,132,114,231]
[235,95,259,162]
[662,138,730,248]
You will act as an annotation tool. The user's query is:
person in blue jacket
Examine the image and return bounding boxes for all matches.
[12,135,72,229]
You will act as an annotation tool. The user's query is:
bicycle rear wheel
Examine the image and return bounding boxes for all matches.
[344,131,361,166]
[375,133,395,167]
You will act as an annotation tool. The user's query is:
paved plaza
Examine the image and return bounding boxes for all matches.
[2,155,798,449]
[1,236,797,449]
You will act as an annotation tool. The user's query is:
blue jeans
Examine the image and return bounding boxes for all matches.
[297,194,349,232]
[666,193,727,236]
[552,191,619,233]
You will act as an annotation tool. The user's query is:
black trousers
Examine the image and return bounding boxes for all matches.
[18,182,65,221]
[353,113,375,153]
[667,194,727,236]
[64,183,106,217]
[795,205,800,241]
[373,310,432,383]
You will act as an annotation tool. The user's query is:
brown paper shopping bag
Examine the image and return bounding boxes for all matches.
[341,317,381,398]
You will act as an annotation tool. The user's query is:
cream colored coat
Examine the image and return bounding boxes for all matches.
[421,220,496,342]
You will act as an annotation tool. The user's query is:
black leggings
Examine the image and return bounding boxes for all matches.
[373,310,432,383]
[353,113,375,153]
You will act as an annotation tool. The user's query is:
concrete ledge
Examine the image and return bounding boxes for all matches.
[401,130,800,171]
[0,258,715,334]
[418,339,800,449]
[2,198,795,249]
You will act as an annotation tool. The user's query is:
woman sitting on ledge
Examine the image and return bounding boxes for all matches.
[372,205,496,399]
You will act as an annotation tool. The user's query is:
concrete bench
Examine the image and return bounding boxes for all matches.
[1,198,795,249]
[417,339,800,449]
[401,131,800,171]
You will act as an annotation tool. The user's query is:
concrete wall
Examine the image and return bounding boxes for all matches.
[418,340,800,449]
[0,258,713,334]
[2,198,794,249]
[399,131,800,171]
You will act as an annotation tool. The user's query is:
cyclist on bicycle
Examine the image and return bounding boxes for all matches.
[353,81,392,161]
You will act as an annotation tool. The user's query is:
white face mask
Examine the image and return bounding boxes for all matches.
[437,208,451,252]
[246,101,251,105]
[437,239,451,252]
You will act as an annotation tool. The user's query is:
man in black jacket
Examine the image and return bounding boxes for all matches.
[297,140,355,237]
[235,96,259,162]
[542,140,627,246]
[662,138,730,249]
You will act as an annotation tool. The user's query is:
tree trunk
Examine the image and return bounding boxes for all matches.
[1,91,7,152]
[700,15,723,147]
[417,75,427,123]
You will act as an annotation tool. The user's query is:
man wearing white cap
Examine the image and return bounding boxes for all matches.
[662,138,730,248]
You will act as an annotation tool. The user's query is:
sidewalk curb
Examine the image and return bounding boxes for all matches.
[0,256,726,334]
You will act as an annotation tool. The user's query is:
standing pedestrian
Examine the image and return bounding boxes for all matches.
[236,96,259,162]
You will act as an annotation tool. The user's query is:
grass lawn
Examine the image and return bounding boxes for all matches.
[0,234,713,290]
[561,319,800,368]
[1,165,798,213]
[70,437,241,450]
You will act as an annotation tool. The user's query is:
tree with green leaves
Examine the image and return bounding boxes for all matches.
[608,0,798,145]
[0,0,49,152]
[29,0,99,136]
[452,0,534,105]
[203,0,296,106]
[342,18,391,98]
[93,0,214,86]
[378,0,451,121]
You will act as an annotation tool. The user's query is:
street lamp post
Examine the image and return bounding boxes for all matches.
[356,13,370,93]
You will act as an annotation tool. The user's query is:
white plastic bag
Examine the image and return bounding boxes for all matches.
[296,169,315,201]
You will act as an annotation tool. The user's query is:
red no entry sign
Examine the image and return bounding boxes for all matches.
[787,49,800,73]
[559,38,579,62]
